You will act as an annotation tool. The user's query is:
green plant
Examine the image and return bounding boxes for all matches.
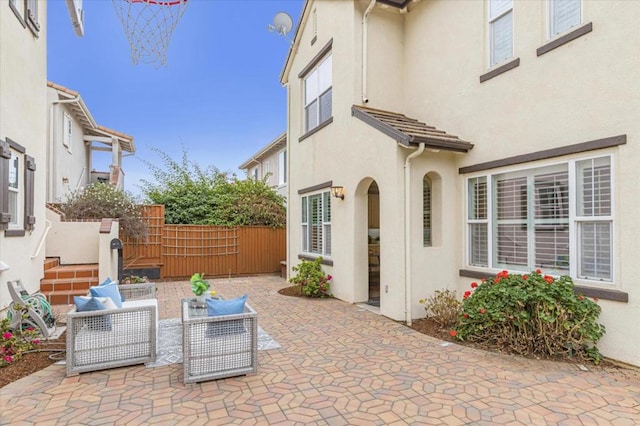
[190,272,210,296]
[289,258,332,298]
[454,270,606,363]
[138,147,286,226]
[60,182,148,241]
[1,312,40,367]
[419,289,462,328]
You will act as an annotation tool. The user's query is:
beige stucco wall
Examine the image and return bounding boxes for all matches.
[46,89,92,203]
[402,0,640,367]
[286,0,640,366]
[0,3,48,311]
[45,209,101,265]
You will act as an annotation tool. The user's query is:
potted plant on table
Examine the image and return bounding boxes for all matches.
[190,273,210,307]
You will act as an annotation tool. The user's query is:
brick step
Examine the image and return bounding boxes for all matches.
[44,257,60,271]
[45,289,90,306]
[43,264,99,280]
[40,277,100,293]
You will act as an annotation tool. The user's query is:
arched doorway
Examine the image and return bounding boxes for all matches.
[367,181,380,306]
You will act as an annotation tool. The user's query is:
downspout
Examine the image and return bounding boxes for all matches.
[362,0,376,104]
[404,142,425,325]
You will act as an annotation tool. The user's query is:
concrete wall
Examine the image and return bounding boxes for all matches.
[45,209,101,265]
[0,2,48,310]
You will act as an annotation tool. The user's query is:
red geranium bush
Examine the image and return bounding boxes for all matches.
[453,270,606,363]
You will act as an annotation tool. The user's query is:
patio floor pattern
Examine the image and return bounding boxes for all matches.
[1,275,639,425]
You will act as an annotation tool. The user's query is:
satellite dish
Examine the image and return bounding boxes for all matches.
[268,12,293,36]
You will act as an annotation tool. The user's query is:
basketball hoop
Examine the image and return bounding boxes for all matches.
[112,0,189,67]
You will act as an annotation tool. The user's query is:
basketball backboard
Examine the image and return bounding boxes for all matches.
[65,0,84,37]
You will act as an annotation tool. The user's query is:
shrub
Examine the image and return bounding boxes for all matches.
[289,258,332,298]
[454,270,606,363]
[419,289,462,327]
[1,312,40,367]
[60,183,148,241]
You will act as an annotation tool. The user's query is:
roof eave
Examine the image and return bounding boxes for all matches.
[352,106,412,146]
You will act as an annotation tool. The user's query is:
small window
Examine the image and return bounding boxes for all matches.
[8,151,22,229]
[9,0,25,25]
[488,0,513,67]
[549,0,581,38]
[304,54,332,132]
[265,161,270,176]
[423,177,432,247]
[278,150,287,186]
[301,191,331,256]
[25,0,39,35]
[63,113,72,149]
[252,168,258,180]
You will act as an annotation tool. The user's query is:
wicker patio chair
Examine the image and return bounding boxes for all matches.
[66,282,158,376]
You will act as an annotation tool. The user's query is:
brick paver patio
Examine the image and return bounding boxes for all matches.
[1,275,639,425]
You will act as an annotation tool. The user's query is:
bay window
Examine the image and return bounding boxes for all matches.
[467,156,612,282]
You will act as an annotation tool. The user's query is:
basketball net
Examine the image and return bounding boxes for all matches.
[112,0,189,67]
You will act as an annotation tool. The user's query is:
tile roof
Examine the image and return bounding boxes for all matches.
[47,81,135,153]
[352,105,474,153]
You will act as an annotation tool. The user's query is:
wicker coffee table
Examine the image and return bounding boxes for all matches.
[181,298,258,384]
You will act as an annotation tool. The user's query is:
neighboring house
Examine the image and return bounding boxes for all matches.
[47,82,135,203]
[0,0,50,309]
[239,132,287,198]
[282,0,640,367]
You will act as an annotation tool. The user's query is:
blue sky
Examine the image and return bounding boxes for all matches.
[47,0,303,198]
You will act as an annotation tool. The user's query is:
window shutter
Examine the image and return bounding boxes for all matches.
[0,141,11,229]
[24,155,36,230]
[423,178,432,247]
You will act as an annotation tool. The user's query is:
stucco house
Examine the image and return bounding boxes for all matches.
[0,0,51,310]
[47,82,136,203]
[239,132,287,198]
[282,0,640,367]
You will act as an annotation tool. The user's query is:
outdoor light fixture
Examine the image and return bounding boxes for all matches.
[331,186,345,200]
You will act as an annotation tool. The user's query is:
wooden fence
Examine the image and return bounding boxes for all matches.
[122,205,285,279]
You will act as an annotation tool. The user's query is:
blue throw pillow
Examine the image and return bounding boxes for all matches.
[100,277,125,302]
[89,282,123,309]
[73,296,112,331]
[206,294,248,316]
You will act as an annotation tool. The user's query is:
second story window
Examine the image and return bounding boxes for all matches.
[549,0,581,38]
[304,54,332,132]
[488,0,513,67]
[278,150,287,186]
[25,0,39,35]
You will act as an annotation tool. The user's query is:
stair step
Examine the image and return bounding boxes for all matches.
[40,277,99,292]
[44,257,60,270]
[43,264,99,280]
[45,289,88,306]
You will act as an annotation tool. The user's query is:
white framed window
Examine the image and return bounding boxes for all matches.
[9,0,25,24]
[63,112,72,149]
[264,161,270,176]
[549,0,581,38]
[488,0,513,67]
[423,177,432,247]
[8,150,23,229]
[301,191,331,256]
[278,150,286,186]
[252,168,258,180]
[467,155,613,283]
[304,54,332,132]
[25,0,39,34]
